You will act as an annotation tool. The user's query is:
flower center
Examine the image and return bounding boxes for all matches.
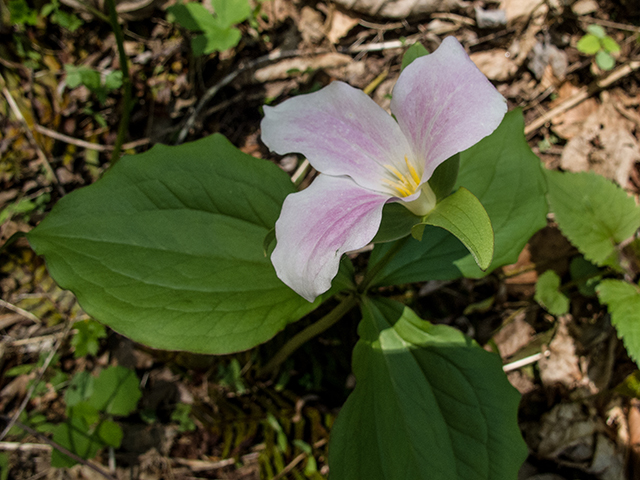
[382,156,422,198]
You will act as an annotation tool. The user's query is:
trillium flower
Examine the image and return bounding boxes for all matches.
[261,37,507,302]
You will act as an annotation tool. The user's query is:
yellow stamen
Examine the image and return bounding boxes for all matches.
[382,156,422,198]
[405,157,421,186]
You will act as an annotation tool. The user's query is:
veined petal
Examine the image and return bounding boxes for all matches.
[391,36,507,183]
[261,82,413,192]
[271,175,390,302]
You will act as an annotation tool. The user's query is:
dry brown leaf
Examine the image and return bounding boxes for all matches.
[538,316,582,388]
[469,49,517,82]
[500,0,544,24]
[492,310,535,359]
[326,9,359,44]
[560,91,640,186]
[551,83,599,140]
[299,6,325,44]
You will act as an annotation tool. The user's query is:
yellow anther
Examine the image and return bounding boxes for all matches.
[382,157,423,198]
[405,157,421,186]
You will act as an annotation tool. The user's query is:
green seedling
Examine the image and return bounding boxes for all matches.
[577,24,620,71]
[64,65,123,105]
[167,0,251,56]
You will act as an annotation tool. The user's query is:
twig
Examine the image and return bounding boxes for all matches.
[1,77,65,196]
[0,415,117,480]
[524,60,640,136]
[105,0,132,163]
[503,350,550,372]
[0,322,71,441]
[582,17,640,33]
[0,299,40,324]
[34,125,149,152]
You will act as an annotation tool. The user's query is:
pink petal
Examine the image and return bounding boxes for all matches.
[391,36,507,182]
[271,175,390,302]
[261,82,413,193]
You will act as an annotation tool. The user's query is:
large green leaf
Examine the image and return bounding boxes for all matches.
[28,134,319,354]
[545,170,640,266]
[368,109,548,287]
[329,298,527,480]
[211,0,251,29]
[597,279,640,365]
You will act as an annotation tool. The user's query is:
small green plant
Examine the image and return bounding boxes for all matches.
[64,65,123,105]
[0,192,50,224]
[577,24,620,71]
[71,319,107,358]
[171,403,196,432]
[167,0,251,56]
[51,366,142,467]
[8,0,82,30]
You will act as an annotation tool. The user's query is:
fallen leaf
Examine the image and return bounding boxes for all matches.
[470,49,517,81]
[560,91,640,186]
[253,53,352,82]
[538,316,582,388]
[326,9,359,44]
[551,82,599,140]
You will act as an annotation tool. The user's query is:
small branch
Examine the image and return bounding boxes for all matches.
[34,125,149,152]
[105,0,132,163]
[525,60,640,136]
[503,350,550,372]
[0,298,41,324]
[259,295,357,376]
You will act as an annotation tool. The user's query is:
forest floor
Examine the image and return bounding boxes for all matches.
[2,0,640,478]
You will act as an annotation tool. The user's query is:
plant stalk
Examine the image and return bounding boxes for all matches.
[259,295,358,376]
[105,0,131,164]
[358,236,408,294]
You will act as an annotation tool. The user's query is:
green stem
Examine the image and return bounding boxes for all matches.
[259,295,358,376]
[105,0,131,164]
[358,236,408,294]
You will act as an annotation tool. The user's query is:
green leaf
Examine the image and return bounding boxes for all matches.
[368,109,547,287]
[167,2,217,31]
[412,187,494,270]
[65,371,94,407]
[545,170,640,266]
[97,420,123,448]
[51,415,101,468]
[211,0,251,29]
[104,71,123,90]
[372,202,421,243]
[601,36,621,53]
[71,319,107,357]
[400,42,429,71]
[72,401,100,426]
[596,50,615,70]
[0,452,9,480]
[8,0,38,25]
[597,279,640,365]
[88,366,141,416]
[192,26,241,55]
[28,134,319,354]
[569,256,601,296]
[329,298,527,480]
[587,24,606,39]
[577,34,602,54]
[534,270,569,316]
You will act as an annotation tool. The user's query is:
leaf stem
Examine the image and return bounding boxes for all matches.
[105,0,131,164]
[358,237,408,294]
[259,295,358,376]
